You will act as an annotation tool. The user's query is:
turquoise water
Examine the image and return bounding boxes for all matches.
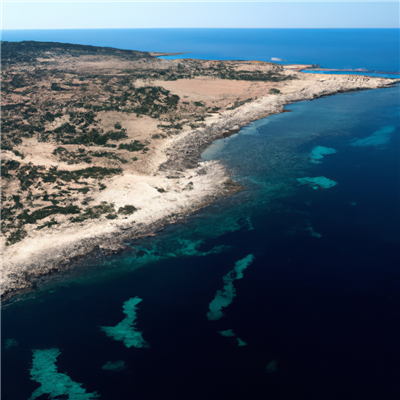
[2,30,400,399]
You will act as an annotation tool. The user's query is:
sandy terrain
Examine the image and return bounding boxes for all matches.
[1,42,399,300]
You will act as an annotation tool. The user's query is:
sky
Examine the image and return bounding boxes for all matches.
[1,1,399,30]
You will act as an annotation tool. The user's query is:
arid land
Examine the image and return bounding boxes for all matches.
[1,41,398,300]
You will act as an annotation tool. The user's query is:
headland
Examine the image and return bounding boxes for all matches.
[1,41,398,300]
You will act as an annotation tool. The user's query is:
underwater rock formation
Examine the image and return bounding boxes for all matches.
[219,329,248,346]
[100,296,150,348]
[5,338,18,349]
[207,254,255,321]
[306,224,322,238]
[350,126,394,147]
[102,360,126,372]
[266,360,278,373]
[237,338,248,346]
[297,176,337,190]
[29,348,99,400]
[310,146,336,163]
[219,329,236,337]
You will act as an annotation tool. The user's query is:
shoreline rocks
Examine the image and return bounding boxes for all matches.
[2,73,398,302]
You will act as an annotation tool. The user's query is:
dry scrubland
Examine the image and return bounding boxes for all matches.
[1,41,398,300]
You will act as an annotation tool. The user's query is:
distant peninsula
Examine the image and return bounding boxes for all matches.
[1,40,398,300]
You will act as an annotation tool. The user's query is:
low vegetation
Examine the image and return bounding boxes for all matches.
[269,88,281,94]
[1,40,296,246]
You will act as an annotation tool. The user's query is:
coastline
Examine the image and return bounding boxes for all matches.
[2,69,399,302]
[308,67,400,75]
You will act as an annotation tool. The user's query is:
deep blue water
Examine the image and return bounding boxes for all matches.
[2,30,400,400]
[2,28,399,71]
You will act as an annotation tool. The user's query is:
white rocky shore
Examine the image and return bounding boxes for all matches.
[2,70,398,300]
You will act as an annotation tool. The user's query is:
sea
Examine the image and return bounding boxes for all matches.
[1,29,399,400]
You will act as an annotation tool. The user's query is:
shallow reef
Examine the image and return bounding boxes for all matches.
[100,296,150,348]
[306,224,322,238]
[102,360,126,372]
[310,146,336,163]
[29,348,99,400]
[219,329,236,337]
[207,254,255,321]
[297,176,337,190]
[266,360,278,373]
[219,329,247,346]
[5,338,18,349]
[350,126,394,147]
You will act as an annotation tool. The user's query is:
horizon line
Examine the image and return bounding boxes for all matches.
[2,27,399,31]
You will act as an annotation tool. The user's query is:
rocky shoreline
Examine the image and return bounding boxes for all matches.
[160,74,399,172]
[1,161,242,302]
[2,70,398,302]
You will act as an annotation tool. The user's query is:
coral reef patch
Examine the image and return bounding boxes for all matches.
[297,176,337,190]
[102,360,126,372]
[310,146,336,163]
[29,348,99,400]
[207,254,255,321]
[351,126,394,147]
[100,297,149,348]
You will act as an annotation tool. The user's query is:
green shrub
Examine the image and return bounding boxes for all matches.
[106,129,128,141]
[36,218,58,230]
[1,165,11,179]
[5,160,20,170]
[53,147,69,155]
[118,140,145,152]
[91,151,127,164]
[118,205,137,215]
[269,88,280,94]
[39,166,122,184]
[69,204,114,223]
[1,139,13,151]
[51,83,67,91]
[7,228,27,245]
[227,98,253,110]
[18,205,81,224]
[54,123,76,134]
[12,195,23,209]
[68,187,90,194]
[13,150,25,159]
[2,207,14,219]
